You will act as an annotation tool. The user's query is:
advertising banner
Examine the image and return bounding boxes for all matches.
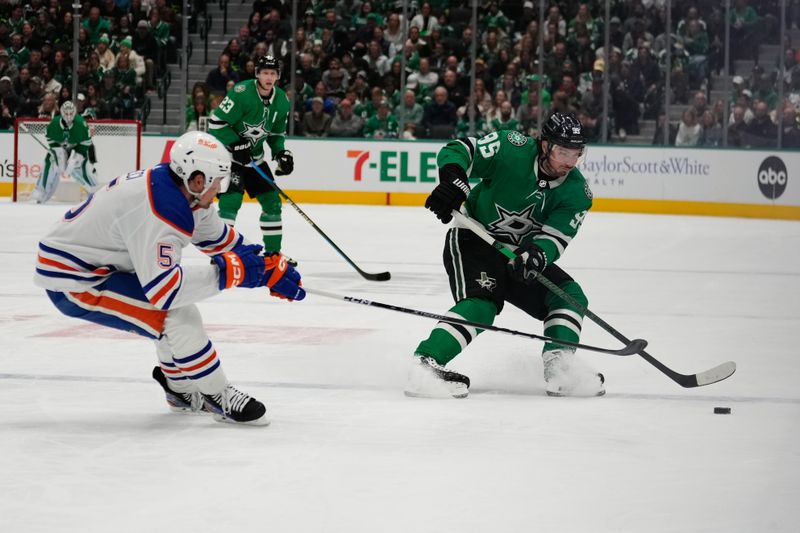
[2,132,798,217]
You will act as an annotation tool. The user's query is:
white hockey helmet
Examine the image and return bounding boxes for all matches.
[60,100,76,127]
[169,131,232,198]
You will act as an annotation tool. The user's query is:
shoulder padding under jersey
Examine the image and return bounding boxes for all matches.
[148,163,195,237]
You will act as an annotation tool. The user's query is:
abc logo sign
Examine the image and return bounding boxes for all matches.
[757,157,787,199]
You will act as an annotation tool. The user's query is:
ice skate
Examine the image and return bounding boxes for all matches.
[202,384,270,426]
[151,366,208,414]
[404,355,470,399]
[266,251,298,267]
[542,349,605,397]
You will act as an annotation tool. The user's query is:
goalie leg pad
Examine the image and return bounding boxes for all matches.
[33,149,66,203]
[66,151,98,190]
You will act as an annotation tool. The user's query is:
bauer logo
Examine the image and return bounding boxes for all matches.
[757,156,787,199]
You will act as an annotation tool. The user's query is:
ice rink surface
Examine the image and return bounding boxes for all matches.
[1,200,798,532]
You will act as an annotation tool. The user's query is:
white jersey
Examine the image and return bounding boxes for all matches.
[34,164,248,310]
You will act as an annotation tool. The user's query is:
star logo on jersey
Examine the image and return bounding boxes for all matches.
[240,120,268,144]
[507,131,528,146]
[488,204,537,245]
[475,272,497,291]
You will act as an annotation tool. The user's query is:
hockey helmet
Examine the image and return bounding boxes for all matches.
[60,100,76,127]
[540,112,586,150]
[256,55,281,74]
[169,131,232,198]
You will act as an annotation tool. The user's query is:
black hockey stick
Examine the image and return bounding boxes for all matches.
[307,288,647,356]
[452,210,736,388]
[249,162,391,282]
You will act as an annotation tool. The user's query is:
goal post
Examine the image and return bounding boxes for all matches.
[13,118,142,203]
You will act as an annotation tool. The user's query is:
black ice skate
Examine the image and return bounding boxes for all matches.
[404,355,470,399]
[151,366,208,413]
[266,251,298,267]
[202,384,270,426]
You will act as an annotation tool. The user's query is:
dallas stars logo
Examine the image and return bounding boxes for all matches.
[475,272,497,291]
[241,120,268,144]
[488,205,538,245]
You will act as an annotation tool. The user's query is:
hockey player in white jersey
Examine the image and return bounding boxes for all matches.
[34,131,306,425]
[31,101,99,204]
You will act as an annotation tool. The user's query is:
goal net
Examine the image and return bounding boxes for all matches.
[13,118,141,203]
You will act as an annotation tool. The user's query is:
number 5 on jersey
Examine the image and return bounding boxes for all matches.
[477,132,501,159]
[157,243,175,268]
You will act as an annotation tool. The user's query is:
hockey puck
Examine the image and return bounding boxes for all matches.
[713,407,731,414]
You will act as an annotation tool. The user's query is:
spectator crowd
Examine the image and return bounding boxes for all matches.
[0,0,179,130]
[191,0,795,147]
[2,0,797,149]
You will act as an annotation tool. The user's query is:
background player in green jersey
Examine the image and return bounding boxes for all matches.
[407,112,605,399]
[31,101,98,204]
[208,55,295,259]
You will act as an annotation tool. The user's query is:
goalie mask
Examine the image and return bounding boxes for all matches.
[169,131,232,199]
[60,101,76,127]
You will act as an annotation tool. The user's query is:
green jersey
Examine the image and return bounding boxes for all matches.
[208,80,289,162]
[46,114,92,157]
[490,116,522,133]
[438,130,592,264]
[363,113,398,138]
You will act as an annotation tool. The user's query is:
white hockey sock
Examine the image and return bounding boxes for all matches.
[162,305,228,395]
[154,337,196,394]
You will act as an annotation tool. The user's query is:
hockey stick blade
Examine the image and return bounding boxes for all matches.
[307,288,644,356]
[634,346,736,387]
[452,210,737,388]
[249,163,391,282]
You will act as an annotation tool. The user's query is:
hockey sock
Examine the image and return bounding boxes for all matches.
[154,337,196,393]
[415,297,497,366]
[217,190,244,225]
[542,280,586,352]
[257,190,282,252]
[162,305,228,395]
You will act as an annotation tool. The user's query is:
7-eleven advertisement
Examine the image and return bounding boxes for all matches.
[145,136,444,193]
[3,132,798,218]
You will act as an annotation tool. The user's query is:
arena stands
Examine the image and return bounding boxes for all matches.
[0,1,181,128]
[1,0,797,148]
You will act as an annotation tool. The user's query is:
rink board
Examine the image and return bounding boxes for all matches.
[1,133,798,219]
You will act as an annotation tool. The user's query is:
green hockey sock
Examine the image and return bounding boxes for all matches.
[542,280,586,353]
[257,190,282,252]
[217,190,244,224]
[415,297,497,365]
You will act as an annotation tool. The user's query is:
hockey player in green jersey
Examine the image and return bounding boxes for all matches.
[208,55,295,259]
[407,112,604,399]
[31,101,98,204]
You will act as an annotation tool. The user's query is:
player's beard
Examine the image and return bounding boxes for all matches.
[539,154,572,179]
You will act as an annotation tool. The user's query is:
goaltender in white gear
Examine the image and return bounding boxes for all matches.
[33,131,306,425]
[31,101,99,203]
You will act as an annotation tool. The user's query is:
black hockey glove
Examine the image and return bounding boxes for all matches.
[508,242,548,284]
[228,138,252,166]
[274,150,294,176]
[425,164,471,224]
